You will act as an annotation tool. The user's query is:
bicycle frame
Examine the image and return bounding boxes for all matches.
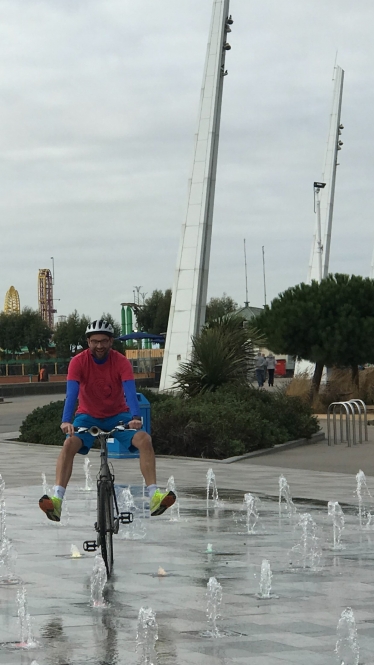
[81,423,134,576]
[96,432,119,529]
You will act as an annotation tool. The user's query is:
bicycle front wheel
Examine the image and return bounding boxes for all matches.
[99,481,114,578]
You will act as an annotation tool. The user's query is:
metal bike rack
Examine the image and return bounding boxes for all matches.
[327,399,368,446]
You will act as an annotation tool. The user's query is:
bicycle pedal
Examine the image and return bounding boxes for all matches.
[83,540,98,552]
[119,511,133,524]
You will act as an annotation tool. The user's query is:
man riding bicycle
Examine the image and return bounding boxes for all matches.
[39,319,175,522]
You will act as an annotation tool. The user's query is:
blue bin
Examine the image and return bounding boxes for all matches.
[107,392,151,459]
[136,392,151,434]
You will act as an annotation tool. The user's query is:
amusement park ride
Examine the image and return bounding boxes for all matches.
[3,268,56,328]
[4,286,20,314]
[38,268,56,328]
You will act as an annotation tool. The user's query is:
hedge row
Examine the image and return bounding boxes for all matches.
[19,386,319,459]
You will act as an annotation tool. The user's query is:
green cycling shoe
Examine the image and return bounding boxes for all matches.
[150,489,176,516]
[39,495,62,522]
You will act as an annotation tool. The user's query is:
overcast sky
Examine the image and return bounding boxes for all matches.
[1,0,373,323]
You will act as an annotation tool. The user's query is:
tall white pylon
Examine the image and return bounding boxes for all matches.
[160,0,232,391]
[308,66,344,283]
[370,250,374,279]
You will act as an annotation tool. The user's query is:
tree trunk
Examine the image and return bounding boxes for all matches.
[310,361,324,402]
[351,365,359,390]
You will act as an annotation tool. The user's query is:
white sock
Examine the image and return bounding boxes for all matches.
[147,484,157,499]
[54,485,66,500]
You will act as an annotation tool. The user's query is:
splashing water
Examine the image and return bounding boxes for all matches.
[90,555,108,607]
[117,487,146,540]
[206,543,213,553]
[0,475,18,583]
[0,473,6,542]
[243,493,260,533]
[70,544,81,558]
[0,536,17,581]
[83,458,93,491]
[279,474,297,517]
[335,607,359,665]
[258,559,273,598]
[59,495,70,527]
[16,586,37,648]
[206,469,222,508]
[166,476,180,521]
[136,607,158,665]
[328,501,345,550]
[355,469,374,528]
[205,577,223,637]
[290,513,322,570]
[41,473,49,496]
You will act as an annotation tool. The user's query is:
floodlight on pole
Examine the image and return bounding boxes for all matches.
[313,183,326,283]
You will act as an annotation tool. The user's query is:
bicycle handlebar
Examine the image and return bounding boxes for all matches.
[75,423,137,437]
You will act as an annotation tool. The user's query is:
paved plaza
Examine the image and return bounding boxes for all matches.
[1,396,374,664]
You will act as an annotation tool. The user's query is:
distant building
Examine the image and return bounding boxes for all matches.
[235,304,264,321]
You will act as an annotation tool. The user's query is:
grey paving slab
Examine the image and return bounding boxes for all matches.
[0,478,372,664]
[0,395,374,663]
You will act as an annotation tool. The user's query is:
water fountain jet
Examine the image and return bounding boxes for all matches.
[355,469,374,529]
[136,607,158,664]
[290,513,322,570]
[279,474,297,517]
[90,555,108,608]
[82,458,93,491]
[166,476,180,521]
[256,559,278,599]
[206,469,222,509]
[243,493,260,533]
[335,607,359,665]
[70,544,81,558]
[15,586,37,648]
[117,487,146,540]
[328,501,345,550]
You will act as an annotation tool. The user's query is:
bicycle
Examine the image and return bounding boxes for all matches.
[79,422,135,577]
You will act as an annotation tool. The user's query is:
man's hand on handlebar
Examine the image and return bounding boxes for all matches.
[128,419,143,430]
[61,422,75,437]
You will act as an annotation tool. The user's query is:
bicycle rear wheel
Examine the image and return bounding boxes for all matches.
[99,481,114,578]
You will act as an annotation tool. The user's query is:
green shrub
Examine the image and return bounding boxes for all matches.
[18,387,319,459]
[137,388,171,405]
[19,400,65,445]
[151,385,319,459]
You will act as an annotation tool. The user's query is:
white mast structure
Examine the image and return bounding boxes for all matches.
[160,0,232,391]
[308,66,344,283]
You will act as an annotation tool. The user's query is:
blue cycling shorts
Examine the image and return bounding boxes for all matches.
[70,412,143,456]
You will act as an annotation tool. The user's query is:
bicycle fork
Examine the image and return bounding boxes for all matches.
[83,476,134,554]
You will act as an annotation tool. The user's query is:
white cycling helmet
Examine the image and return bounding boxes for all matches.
[85,319,114,337]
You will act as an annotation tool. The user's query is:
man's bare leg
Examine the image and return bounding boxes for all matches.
[132,431,156,486]
[55,436,83,488]
[39,436,82,522]
[132,431,175,516]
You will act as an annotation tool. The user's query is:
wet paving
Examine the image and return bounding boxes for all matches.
[0,474,374,665]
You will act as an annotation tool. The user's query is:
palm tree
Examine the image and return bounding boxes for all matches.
[173,315,265,396]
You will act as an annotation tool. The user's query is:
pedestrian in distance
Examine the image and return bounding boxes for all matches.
[39,319,176,522]
[38,365,49,382]
[266,353,276,387]
[255,352,266,388]
[262,354,267,382]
